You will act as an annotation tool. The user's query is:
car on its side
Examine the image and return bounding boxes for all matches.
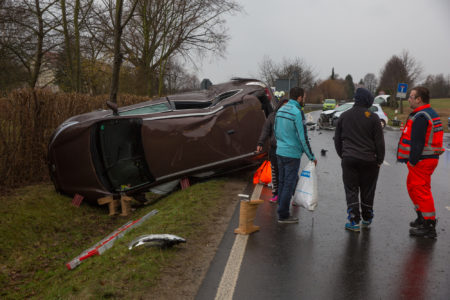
[48,78,276,203]
[323,99,337,110]
[318,102,389,129]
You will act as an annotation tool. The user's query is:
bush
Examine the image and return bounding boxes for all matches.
[0,89,151,190]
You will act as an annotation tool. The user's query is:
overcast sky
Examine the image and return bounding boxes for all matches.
[193,0,450,85]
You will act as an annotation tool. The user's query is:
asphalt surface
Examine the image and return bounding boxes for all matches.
[197,111,450,300]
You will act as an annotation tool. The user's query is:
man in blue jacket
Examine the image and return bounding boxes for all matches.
[274,87,317,223]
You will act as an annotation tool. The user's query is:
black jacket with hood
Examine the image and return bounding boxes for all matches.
[257,99,287,154]
[334,88,385,165]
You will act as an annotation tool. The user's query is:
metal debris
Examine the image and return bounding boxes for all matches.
[128,234,186,250]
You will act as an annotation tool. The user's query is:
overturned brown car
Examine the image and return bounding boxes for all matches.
[48,78,275,203]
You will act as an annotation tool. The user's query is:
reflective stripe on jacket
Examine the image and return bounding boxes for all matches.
[397,104,444,162]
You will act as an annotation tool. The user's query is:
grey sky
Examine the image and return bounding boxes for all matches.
[194,0,450,85]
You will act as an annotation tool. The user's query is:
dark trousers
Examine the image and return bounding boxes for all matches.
[342,157,380,222]
[277,155,300,219]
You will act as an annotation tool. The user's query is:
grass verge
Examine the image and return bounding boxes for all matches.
[0,178,240,299]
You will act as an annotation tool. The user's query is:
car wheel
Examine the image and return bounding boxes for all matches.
[381,120,386,128]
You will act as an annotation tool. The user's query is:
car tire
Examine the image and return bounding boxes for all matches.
[381,120,386,128]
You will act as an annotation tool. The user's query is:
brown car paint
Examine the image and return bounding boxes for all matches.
[48,79,275,203]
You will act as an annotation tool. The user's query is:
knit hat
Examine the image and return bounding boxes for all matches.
[354,88,374,108]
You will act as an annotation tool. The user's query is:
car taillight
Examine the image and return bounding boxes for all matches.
[384,112,387,116]
[264,88,272,101]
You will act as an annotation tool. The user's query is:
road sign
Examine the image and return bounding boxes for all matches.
[396,83,408,98]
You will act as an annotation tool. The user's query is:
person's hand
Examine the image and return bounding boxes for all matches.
[256,145,263,153]
[313,159,317,166]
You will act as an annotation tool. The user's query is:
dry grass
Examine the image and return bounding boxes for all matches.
[0,89,151,190]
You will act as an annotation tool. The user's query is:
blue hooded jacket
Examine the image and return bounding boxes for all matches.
[274,99,315,160]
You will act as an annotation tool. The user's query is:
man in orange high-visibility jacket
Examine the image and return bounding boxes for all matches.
[397,87,445,239]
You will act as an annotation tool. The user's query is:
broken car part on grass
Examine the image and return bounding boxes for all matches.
[128,234,186,250]
[66,209,158,270]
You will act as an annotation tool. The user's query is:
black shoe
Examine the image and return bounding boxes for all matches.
[409,211,424,228]
[278,216,299,224]
[409,219,437,239]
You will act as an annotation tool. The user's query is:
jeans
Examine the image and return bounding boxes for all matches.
[277,155,300,219]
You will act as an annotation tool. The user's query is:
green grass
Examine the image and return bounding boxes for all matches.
[382,98,450,131]
[0,179,228,299]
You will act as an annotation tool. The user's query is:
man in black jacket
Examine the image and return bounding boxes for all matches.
[334,88,385,232]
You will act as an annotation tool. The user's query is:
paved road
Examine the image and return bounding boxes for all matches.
[197,112,450,300]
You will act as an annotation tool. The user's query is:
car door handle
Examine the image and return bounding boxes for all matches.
[227,129,235,135]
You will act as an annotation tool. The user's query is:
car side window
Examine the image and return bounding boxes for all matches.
[369,106,378,112]
[119,103,171,116]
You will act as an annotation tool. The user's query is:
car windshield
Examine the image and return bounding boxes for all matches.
[335,103,353,112]
[325,99,335,104]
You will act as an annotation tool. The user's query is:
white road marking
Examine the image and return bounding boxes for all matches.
[383,161,391,166]
[214,184,263,300]
[445,148,450,152]
[214,234,248,300]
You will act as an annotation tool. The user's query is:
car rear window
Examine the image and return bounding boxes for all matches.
[119,103,171,116]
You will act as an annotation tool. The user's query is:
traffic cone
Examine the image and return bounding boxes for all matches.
[400,122,404,130]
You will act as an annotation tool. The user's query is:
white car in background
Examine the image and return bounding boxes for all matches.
[374,95,390,105]
[318,102,388,129]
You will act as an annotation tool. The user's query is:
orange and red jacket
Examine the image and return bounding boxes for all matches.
[397,104,444,164]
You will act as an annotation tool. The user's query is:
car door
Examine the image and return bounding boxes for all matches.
[141,101,241,179]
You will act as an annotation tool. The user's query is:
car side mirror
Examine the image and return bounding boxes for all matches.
[106,101,119,116]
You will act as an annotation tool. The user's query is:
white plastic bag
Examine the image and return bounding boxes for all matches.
[293,161,318,211]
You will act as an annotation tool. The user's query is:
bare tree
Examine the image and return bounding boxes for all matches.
[164,59,200,93]
[363,73,377,95]
[0,1,28,92]
[378,50,422,112]
[423,74,449,98]
[258,56,316,90]
[90,0,139,103]
[258,55,277,87]
[277,57,316,90]
[58,0,94,92]
[122,0,240,96]
[0,0,60,89]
